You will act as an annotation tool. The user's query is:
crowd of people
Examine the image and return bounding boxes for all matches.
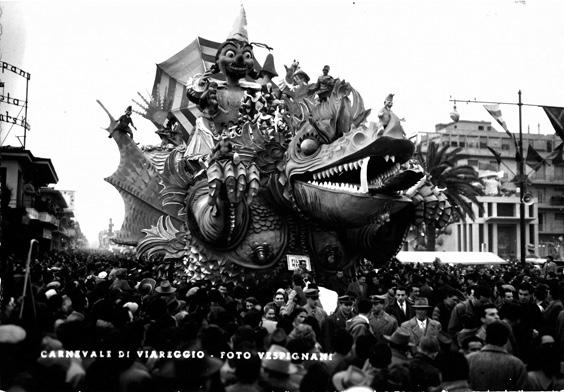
[0,249,563,391]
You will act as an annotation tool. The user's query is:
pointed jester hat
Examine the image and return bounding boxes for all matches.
[260,53,278,77]
[227,5,249,42]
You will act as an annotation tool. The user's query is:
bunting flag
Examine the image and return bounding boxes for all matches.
[525,144,545,171]
[542,106,564,142]
[546,142,564,165]
[486,146,502,165]
[483,104,517,146]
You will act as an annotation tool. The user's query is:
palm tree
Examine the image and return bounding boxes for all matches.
[415,141,484,250]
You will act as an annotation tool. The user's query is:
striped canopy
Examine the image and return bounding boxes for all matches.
[151,37,220,135]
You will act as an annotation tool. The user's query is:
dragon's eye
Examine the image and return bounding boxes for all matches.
[300,138,319,156]
[243,51,253,60]
[225,50,235,58]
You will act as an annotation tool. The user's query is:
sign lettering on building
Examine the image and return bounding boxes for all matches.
[0,92,27,107]
[0,61,31,134]
[1,61,31,80]
[0,111,30,130]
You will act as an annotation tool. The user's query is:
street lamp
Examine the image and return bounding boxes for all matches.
[450,99,460,122]
[449,91,528,263]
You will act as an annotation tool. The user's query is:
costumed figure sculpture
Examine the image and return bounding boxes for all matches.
[100,6,455,282]
[155,115,183,148]
[109,106,137,139]
[377,94,395,133]
[311,65,335,102]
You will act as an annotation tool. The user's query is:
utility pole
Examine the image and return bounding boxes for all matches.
[449,91,537,264]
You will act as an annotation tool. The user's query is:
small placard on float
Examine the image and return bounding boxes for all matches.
[286,255,311,271]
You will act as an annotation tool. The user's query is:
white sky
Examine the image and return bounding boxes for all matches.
[1,0,563,246]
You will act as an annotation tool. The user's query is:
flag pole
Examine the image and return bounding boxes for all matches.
[518,90,526,264]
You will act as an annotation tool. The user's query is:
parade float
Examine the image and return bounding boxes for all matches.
[98,7,452,282]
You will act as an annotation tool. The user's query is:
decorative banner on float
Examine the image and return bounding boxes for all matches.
[286,254,312,271]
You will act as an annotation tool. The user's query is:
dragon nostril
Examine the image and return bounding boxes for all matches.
[300,138,319,156]
[353,132,366,145]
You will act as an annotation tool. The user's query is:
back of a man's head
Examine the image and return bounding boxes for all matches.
[355,334,377,361]
[369,343,392,368]
[333,329,353,355]
[436,351,469,381]
[474,285,493,301]
[357,299,372,314]
[485,321,509,347]
[419,336,440,357]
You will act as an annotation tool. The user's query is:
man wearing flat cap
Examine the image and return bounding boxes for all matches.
[369,294,398,342]
[400,298,441,347]
[321,295,354,351]
[303,285,327,327]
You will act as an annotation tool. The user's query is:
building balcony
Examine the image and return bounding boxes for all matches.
[529,176,564,185]
[38,212,59,227]
[539,228,564,235]
[483,216,535,223]
[25,208,60,227]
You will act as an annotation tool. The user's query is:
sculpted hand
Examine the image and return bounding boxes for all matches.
[206,153,260,212]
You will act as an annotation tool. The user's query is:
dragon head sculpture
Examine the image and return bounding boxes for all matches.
[285,80,425,228]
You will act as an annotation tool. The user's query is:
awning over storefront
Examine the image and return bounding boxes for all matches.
[396,251,507,265]
[525,257,547,264]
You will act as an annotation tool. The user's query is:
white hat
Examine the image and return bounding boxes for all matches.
[123,302,139,313]
[262,345,297,375]
[0,325,26,344]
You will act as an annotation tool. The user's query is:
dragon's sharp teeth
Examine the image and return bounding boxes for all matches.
[384,155,389,162]
[360,157,369,193]
[390,155,395,163]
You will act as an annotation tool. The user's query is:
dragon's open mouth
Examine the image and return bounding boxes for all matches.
[294,156,425,196]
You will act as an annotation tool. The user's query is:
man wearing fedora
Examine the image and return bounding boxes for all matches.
[155,280,177,296]
[400,297,442,347]
[258,345,300,392]
[332,364,371,391]
[369,294,398,342]
[383,328,415,365]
